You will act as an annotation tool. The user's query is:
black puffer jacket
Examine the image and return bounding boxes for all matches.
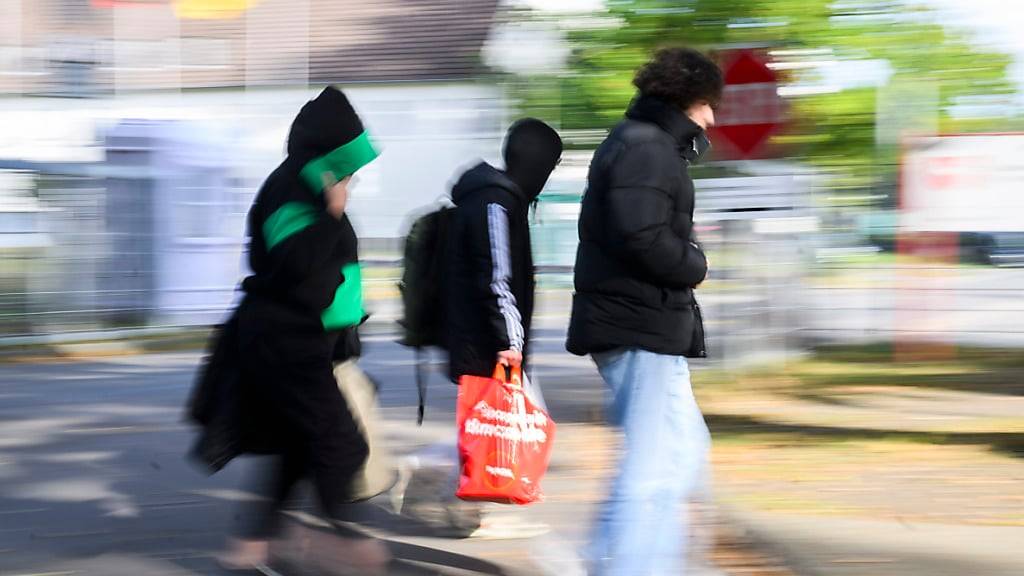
[567,96,708,357]
[444,162,536,380]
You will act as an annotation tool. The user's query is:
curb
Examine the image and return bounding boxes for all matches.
[0,321,409,363]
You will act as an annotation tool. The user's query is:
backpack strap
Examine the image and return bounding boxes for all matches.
[415,346,427,425]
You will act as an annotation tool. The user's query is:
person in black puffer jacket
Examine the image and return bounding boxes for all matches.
[567,48,722,576]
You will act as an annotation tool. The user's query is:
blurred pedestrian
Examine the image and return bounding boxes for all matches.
[444,118,563,382]
[424,119,562,537]
[197,86,388,573]
[566,47,722,575]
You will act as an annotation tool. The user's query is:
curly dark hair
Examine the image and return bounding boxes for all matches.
[633,47,724,110]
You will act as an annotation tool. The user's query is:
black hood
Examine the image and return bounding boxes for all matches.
[286,86,379,192]
[287,87,365,163]
[451,162,524,206]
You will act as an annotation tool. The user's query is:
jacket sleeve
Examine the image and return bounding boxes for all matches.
[464,200,525,352]
[259,200,349,284]
[604,142,708,288]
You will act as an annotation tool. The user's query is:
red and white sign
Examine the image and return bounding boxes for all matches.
[709,50,786,160]
[902,134,1024,233]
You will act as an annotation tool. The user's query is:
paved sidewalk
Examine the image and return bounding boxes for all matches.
[0,338,752,576]
[726,509,1024,576]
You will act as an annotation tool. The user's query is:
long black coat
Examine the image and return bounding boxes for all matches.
[567,96,709,357]
[187,87,371,474]
[186,316,362,472]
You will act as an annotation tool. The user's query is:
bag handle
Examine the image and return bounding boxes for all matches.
[492,363,523,387]
[416,347,427,426]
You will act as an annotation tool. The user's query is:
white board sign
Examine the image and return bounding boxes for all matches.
[902,134,1024,232]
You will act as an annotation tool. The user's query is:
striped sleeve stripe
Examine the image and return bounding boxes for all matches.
[487,203,525,351]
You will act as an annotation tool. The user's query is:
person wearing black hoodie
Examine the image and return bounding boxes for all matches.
[216,86,387,571]
[444,119,563,382]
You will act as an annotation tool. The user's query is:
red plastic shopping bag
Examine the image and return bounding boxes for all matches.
[456,364,556,505]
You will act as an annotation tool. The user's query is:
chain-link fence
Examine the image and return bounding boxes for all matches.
[26,149,1015,366]
[2,160,819,370]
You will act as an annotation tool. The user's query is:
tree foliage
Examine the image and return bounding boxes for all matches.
[515,0,1015,192]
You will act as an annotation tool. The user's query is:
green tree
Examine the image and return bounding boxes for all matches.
[515,0,1015,194]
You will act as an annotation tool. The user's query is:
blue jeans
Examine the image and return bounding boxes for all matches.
[587,349,711,576]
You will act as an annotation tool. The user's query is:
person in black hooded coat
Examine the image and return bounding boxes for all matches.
[444,119,563,381]
[192,86,387,570]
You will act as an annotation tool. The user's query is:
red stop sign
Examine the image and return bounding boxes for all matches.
[708,50,786,160]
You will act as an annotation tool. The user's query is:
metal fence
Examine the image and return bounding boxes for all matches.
[0,165,252,338]
[2,171,114,336]
[802,262,1024,348]
[23,161,998,368]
